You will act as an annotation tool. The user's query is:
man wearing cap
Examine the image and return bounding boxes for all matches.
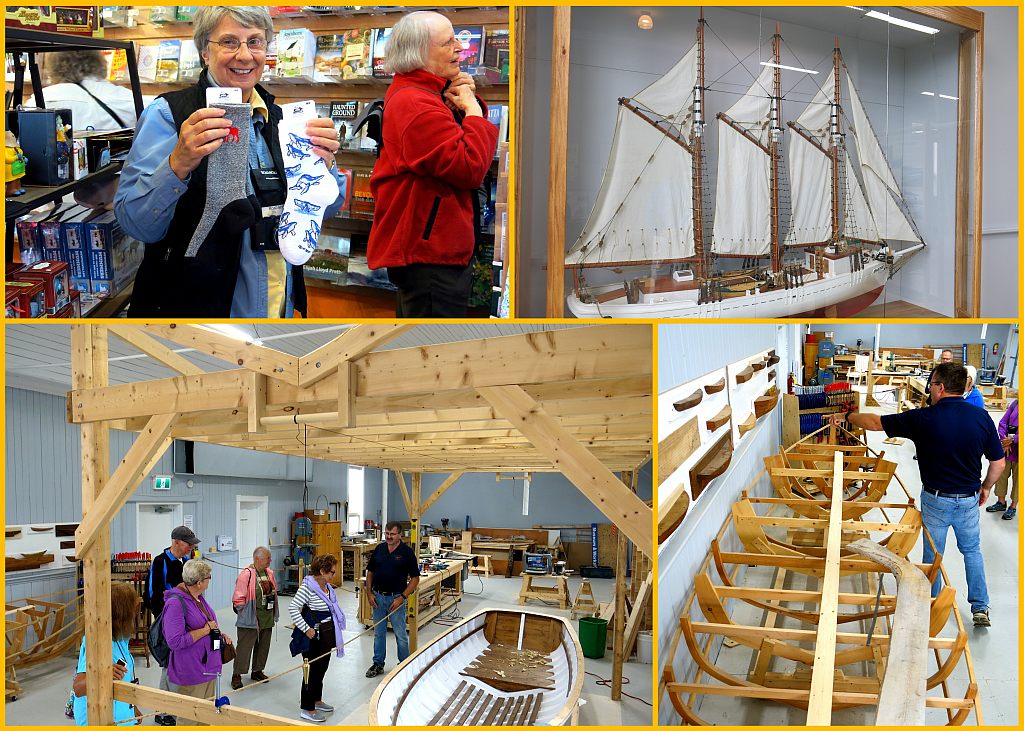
[145,526,199,726]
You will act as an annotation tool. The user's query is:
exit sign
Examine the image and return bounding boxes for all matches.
[153,476,172,490]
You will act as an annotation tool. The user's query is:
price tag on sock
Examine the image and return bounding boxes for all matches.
[279,100,317,121]
[206,87,243,106]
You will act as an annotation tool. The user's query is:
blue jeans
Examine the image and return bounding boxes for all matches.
[372,591,409,666]
[920,490,989,612]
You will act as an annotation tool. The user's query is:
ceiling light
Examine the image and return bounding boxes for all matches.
[920,91,935,96]
[637,13,653,30]
[760,61,819,75]
[846,6,866,10]
[205,324,262,345]
[939,93,958,101]
[864,10,940,35]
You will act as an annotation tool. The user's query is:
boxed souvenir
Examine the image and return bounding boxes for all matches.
[136,45,159,83]
[179,40,202,82]
[155,39,181,83]
[15,214,45,264]
[14,260,72,314]
[148,6,176,24]
[6,6,100,36]
[5,287,21,318]
[5,279,46,318]
[17,108,74,185]
[62,208,98,291]
[85,211,143,295]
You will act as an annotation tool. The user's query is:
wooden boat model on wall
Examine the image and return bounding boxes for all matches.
[5,553,55,571]
[662,431,979,725]
[369,608,583,726]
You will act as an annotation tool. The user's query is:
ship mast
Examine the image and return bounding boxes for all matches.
[830,39,841,246]
[769,23,782,273]
[693,10,707,279]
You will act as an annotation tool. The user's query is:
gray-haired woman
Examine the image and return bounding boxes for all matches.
[366,10,499,318]
[114,5,347,318]
[162,559,233,724]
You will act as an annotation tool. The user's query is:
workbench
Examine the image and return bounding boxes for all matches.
[358,558,466,630]
[340,541,376,587]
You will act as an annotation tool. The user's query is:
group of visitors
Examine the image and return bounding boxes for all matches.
[70,521,420,724]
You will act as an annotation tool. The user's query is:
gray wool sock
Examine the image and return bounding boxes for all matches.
[185,103,255,258]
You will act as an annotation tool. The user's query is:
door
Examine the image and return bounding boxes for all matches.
[136,503,183,560]
[236,496,269,567]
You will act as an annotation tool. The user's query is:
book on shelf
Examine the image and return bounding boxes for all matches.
[136,45,158,83]
[179,41,201,83]
[313,34,346,83]
[154,39,181,84]
[482,28,509,82]
[276,28,317,82]
[340,29,373,79]
[452,25,485,72]
[371,27,393,78]
[148,6,177,25]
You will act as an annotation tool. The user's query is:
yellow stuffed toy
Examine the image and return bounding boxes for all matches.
[5,130,27,196]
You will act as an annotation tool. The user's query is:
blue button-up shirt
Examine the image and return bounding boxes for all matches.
[114,96,346,317]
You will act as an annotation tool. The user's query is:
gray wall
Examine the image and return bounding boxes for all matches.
[384,462,653,529]
[659,324,782,392]
[977,6,1018,316]
[520,7,1014,318]
[811,322,1011,355]
[4,387,382,609]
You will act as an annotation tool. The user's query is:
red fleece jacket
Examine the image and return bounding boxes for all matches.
[367,69,499,269]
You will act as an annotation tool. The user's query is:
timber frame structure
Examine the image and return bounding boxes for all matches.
[661,428,981,725]
[65,323,653,725]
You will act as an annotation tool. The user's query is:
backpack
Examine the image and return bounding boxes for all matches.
[148,594,188,668]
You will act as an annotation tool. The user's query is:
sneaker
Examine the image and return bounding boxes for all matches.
[251,671,269,682]
[972,608,991,627]
[300,710,326,723]
[986,501,1008,513]
[155,715,177,726]
[231,675,243,690]
[1002,506,1016,520]
[315,701,334,713]
[365,663,384,678]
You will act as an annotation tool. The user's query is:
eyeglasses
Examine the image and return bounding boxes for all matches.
[210,36,267,53]
[433,37,462,51]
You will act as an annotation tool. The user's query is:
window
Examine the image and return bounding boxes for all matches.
[347,466,364,535]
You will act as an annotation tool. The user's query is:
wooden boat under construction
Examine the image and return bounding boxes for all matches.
[662,430,981,725]
[369,608,584,726]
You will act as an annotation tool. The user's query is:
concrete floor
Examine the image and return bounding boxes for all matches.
[6,574,653,726]
[684,396,1017,725]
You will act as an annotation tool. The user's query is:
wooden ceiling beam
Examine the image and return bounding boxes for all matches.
[143,324,300,385]
[297,323,412,387]
[478,385,652,550]
[108,326,205,376]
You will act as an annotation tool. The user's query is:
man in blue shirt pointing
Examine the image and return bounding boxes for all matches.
[831,362,1005,627]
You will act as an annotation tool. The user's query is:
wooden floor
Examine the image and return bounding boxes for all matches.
[855,300,947,318]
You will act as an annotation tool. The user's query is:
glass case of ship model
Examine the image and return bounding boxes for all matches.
[517,6,988,318]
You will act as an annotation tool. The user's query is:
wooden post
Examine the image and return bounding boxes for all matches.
[546,6,571,316]
[513,7,526,315]
[409,472,422,652]
[611,470,636,699]
[72,325,113,726]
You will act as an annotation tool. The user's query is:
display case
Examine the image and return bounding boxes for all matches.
[519,6,995,318]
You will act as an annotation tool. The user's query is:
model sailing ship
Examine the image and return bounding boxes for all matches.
[565,13,926,318]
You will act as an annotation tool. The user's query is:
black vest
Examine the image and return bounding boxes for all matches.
[127,71,306,317]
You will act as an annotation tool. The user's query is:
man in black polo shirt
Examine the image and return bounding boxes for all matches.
[364,521,420,678]
[832,362,1004,627]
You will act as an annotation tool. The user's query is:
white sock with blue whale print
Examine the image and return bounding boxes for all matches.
[277,103,340,266]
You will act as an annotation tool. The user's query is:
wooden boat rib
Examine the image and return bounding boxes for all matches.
[735,365,754,384]
[704,377,726,394]
[751,359,767,372]
[369,608,583,726]
[662,429,980,725]
[673,389,704,412]
[753,392,778,418]
[690,433,733,500]
[659,490,691,544]
[767,354,781,366]
[768,369,777,381]
[738,412,757,435]
[706,404,732,432]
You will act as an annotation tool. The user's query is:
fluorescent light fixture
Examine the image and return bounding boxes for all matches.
[759,61,818,75]
[846,6,866,10]
[981,324,988,339]
[205,324,263,346]
[939,93,958,101]
[920,91,935,96]
[864,10,940,35]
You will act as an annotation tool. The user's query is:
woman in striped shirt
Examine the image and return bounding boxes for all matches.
[289,554,346,723]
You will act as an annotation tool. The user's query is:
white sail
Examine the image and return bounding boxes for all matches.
[712,66,774,256]
[567,45,698,266]
[843,150,879,242]
[784,84,834,247]
[845,74,921,243]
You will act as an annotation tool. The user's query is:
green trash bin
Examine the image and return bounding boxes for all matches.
[579,616,608,659]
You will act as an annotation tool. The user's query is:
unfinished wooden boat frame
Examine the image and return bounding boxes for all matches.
[662,425,982,725]
[57,324,652,725]
[6,591,85,700]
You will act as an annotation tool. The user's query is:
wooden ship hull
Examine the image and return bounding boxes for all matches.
[662,432,980,725]
[369,608,584,726]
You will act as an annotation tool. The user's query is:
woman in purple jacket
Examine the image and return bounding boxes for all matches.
[163,559,233,718]
[988,399,1019,519]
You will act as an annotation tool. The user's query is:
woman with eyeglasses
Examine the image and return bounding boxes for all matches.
[115,6,347,318]
[289,554,346,723]
[366,11,500,317]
